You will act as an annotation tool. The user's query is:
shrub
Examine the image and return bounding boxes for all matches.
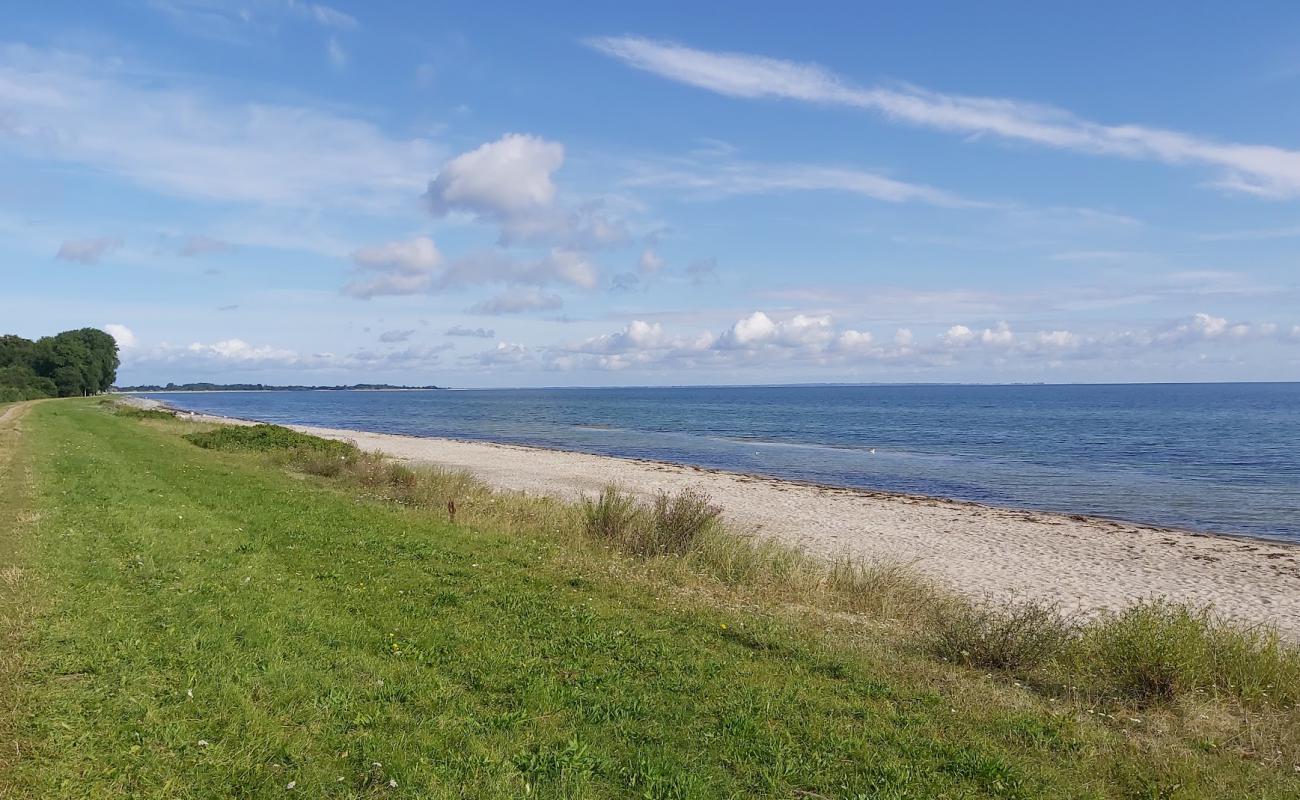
[930,597,1077,674]
[1066,600,1300,707]
[185,424,357,459]
[581,487,722,558]
[284,446,354,477]
[643,488,721,556]
[582,487,643,546]
[114,405,177,421]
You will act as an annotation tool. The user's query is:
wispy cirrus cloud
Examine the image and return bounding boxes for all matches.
[0,45,440,211]
[589,36,1300,198]
[626,158,982,208]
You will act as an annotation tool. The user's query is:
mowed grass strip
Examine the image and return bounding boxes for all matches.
[4,401,1299,798]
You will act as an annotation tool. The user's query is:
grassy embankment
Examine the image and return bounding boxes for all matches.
[1,398,1299,798]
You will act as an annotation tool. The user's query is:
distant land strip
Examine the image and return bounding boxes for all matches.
[115,382,443,392]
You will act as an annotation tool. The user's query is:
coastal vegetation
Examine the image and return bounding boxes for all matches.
[0,329,119,402]
[2,398,1299,797]
[116,382,442,392]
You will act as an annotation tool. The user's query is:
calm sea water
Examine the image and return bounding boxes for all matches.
[144,384,1300,543]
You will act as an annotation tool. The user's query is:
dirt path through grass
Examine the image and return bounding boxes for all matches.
[0,401,38,789]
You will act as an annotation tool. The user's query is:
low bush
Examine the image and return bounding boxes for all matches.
[646,488,721,555]
[930,597,1077,674]
[581,486,643,546]
[185,424,357,459]
[581,487,722,558]
[1066,600,1300,707]
[113,405,177,421]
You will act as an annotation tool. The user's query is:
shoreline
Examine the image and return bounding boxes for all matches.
[126,396,1300,637]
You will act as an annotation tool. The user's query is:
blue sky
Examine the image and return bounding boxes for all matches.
[3,0,1300,386]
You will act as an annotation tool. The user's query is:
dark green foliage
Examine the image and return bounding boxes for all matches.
[184,423,358,459]
[0,327,119,399]
[112,405,177,421]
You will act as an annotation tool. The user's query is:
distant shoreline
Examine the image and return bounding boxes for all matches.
[117,386,443,393]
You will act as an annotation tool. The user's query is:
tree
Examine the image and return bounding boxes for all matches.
[0,327,120,399]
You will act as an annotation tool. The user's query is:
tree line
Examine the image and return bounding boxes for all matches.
[0,328,120,402]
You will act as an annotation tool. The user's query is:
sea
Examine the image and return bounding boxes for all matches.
[143,383,1300,543]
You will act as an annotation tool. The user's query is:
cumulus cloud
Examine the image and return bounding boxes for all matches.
[103,323,138,350]
[378,329,414,343]
[468,288,564,315]
[425,133,563,220]
[445,325,495,338]
[56,237,122,264]
[422,134,633,252]
[590,36,1300,198]
[537,310,1297,374]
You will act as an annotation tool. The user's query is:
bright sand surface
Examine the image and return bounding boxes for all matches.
[137,398,1300,638]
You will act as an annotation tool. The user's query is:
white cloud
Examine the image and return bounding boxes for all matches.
[56,237,122,264]
[425,133,563,219]
[121,334,452,374]
[345,239,600,299]
[835,329,874,352]
[468,288,564,315]
[980,321,1015,346]
[0,45,440,210]
[422,134,636,250]
[149,1,358,42]
[186,338,299,363]
[591,36,1300,198]
[474,341,531,366]
[539,310,1296,374]
[628,159,979,208]
[1036,330,1079,349]
[939,324,976,347]
[103,323,138,350]
[724,311,778,346]
[346,237,442,298]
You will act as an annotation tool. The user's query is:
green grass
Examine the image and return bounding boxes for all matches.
[3,400,1300,798]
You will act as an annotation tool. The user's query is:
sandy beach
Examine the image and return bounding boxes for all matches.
[138,399,1300,638]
